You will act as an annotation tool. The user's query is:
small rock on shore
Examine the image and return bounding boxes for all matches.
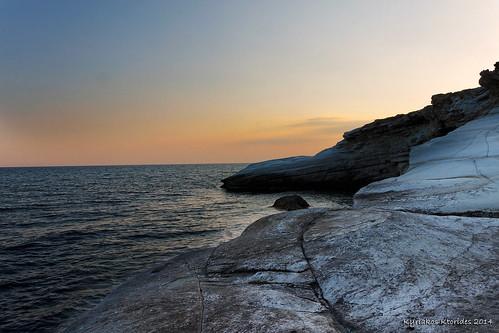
[272,195,310,210]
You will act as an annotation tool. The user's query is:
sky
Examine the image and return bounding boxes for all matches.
[1,0,499,167]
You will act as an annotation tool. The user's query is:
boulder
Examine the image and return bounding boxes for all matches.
[222,64,499,193]
[354,106,499,215]
[272,195,310,210]
[60,208,499,333]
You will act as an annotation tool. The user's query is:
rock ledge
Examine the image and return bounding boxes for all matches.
[60,208,499,333]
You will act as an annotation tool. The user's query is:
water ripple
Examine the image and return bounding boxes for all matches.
[0,164,350,332]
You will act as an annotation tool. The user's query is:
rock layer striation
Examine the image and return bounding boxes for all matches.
[222,64,499,193]
[354,106,499,215]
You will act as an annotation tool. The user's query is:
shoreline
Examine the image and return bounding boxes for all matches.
[59,207,499,332]
[60,63,499,332]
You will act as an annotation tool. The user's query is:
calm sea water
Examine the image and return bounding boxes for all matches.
[0,164,350,332]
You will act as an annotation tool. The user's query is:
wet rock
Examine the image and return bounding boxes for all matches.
[272,195,310,211]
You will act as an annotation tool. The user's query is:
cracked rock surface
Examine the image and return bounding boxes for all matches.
[354,106,499,215]
[60,208,499,333]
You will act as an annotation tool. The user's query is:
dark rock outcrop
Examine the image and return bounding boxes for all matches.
[272,195,310,210]
[60,208,499,333]
[222,64,499,193]
[480,61,499,97]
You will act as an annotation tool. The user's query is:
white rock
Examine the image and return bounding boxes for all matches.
[60,208,499,333]
[354,107,499,214]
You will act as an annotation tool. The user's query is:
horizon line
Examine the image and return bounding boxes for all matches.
[0,162,251,169]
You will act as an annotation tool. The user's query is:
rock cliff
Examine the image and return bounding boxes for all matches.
[222,64,499,193]
[355,106,499,215]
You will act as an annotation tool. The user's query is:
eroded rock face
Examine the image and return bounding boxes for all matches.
[272,195,310,211]
[480,62,499,97]
[60,208,499,333]
[354,106,499,215]
[222,64,499,193]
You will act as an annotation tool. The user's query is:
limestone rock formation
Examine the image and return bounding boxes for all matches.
[222,64,499,193]
[60,62,499,333]
[60,209,342,333]
[354,106,499,215]
[60,208,499,333]
[272,195,310,210]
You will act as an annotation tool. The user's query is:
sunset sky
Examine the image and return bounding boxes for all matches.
[1,0,499,167]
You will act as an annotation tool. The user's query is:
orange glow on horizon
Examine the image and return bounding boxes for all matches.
[2,1,499,167]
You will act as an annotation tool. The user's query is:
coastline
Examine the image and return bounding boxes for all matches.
[59,207,499,332]
[60,63,499,332]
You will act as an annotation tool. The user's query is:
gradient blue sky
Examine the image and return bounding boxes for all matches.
[1,0,499,166]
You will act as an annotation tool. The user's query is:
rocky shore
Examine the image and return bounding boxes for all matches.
[61,208,498,333]
[60,63,499,332]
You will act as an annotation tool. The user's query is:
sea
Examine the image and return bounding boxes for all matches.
[0,164,350,332]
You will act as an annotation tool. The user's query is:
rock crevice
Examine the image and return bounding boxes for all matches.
[61,209,499,333]
[298,214,352,333]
